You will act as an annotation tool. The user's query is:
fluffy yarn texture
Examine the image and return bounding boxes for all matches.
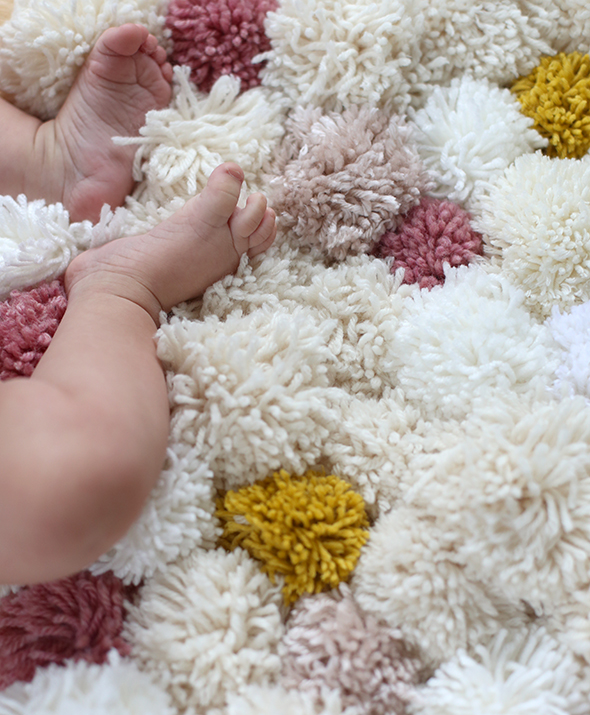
[400,0,552,92]
[122,547,284,712]
[156,303,343,492]
[549,300,590,402]
[226,683,357,715]
[473,153,590,318]
[259,0,551,111]
[0,195,124,300]
[373,197,483,289]
[155,256,418,514]
[385,264,558,422]
[512,51,590,158]
[4,0,590,711]
[280,584,422,714]
[258,0,416,112]
[351,507,529,667]
[412,75,548,205]
[412,627,588,715]
[166,0,276,93]
[400,394,590,615]
[0,280,66,379]
[269,105,432,259]
[0,571,134,691]
[217,469,370,604]
[521,0,590,55]
[115,65,287,205]
[0,649,176,715]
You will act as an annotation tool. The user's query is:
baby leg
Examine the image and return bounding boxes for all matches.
[0,163,275,585]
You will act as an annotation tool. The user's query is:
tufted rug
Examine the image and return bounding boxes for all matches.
[1,0,590,712]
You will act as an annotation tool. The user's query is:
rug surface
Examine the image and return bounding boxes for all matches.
[1,0,590,712]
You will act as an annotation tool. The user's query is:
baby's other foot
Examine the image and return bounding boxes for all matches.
[65,163,277,320]
[39,24,173,223]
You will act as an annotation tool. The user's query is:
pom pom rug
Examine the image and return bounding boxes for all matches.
[2,0,590,712]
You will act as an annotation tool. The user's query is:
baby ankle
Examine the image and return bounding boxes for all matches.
[65,258,163,326]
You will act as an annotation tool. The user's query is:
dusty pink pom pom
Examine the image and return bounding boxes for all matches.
[374,197,483,289]
[166,0,277,93]
[0,280,67,380]
[269,106,433,260]
[280,585,423,715]
[0,571,136,690]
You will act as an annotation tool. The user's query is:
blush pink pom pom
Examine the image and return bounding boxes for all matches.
[166,0,277,93]
[374,197,483,289]
[0,571,136,690]
[0,280,67,380]
[281,585,423,715]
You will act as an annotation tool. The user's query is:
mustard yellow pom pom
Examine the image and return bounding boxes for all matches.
[511,52,590,159]
[216,469,370,605]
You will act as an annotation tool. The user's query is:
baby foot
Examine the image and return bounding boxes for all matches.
[36,24,173,223]
[65,163,277,320]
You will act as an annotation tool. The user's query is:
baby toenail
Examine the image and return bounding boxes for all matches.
[226,165,244,180]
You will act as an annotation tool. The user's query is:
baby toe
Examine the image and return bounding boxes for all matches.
[246,208,277,257]
[140,34,159,55]
[99,24,149,58]
[152,46,168,65]
[162,62,174,82]
[230,193,268,241]
[199,163,245,229]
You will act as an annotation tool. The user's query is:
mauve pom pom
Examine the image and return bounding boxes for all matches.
[0,571,136,690]
[281,585,423,715]
[269,106,432,260]
[0,280,67,380]
[374,196,483,289]
[166,0,277,93]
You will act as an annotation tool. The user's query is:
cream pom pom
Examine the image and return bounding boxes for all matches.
[472,153,590,318]
[520,0,590,54]
[268,105,432,260]
[412,628,588,715]
[546,591,590,664]
[548,301,590,402]
[412,75,547,205]
[123,548,284,713]
[0,196,123,299]
[259,0,551,111]
[401,395,590,613]
[156,305,340,490]
[403,0,551,95]
[0,649,175,715]
[116,66,288,205]
[351,508,528,667]
[322,392,422,516]
[385,264,558,421]
[0,0,168,120]
[199,244,408,401]
[259,0,415,112]
[226,683,358,715]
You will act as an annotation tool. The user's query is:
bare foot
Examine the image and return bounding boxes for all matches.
[65,163,277,320]
[31,24,173,223]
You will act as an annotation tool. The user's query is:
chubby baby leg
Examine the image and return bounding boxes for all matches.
[0,163,276,585]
